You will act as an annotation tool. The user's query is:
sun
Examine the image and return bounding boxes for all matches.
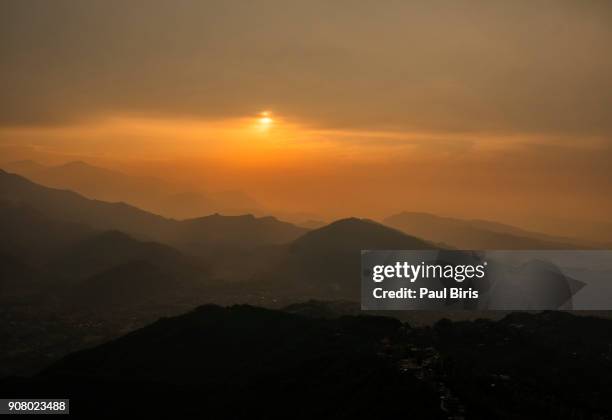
[258,111,274,128]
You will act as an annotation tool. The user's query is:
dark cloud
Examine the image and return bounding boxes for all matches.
[1,0,612,136]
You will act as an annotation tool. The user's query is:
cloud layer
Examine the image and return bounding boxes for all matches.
[2,0,612,136]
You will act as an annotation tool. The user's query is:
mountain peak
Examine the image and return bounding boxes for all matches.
[290,217,432,256]
[53,160,119,176]
[60,160,90,168]
[252,217,434,299]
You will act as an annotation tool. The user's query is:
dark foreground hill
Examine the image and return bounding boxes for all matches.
[431,311,612,418]
[3,306,611,419]
[2,305,443,419]
[253,218,436,299]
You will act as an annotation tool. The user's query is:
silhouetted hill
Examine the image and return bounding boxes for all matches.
[0,221,211,308]
[283,300,361,318]
[0,227,214,377]
[47,230,204,284]
[3,160,263,219]
[52,231,211,310]
[4,306,610,418]
[0,170,306,256]
[384,211,586,249]
[0,195,217,305]
[0,253,36,297]
[0,168,170,239]
[0,200,93,264]
[4,305,442,418]
[292,217,431,252]
[4,160,167,209]
[253,218,435,299]
[172,213,308,254]
[66,260,209,309]
[42,304,400,382]
[432,311,612,418]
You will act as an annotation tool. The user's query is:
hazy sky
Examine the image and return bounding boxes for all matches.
[1,0,611,228]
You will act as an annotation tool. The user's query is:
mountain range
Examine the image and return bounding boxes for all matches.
[1,167,612,419]
[3,167,602,305]
[2,160,263,219]
[384,211,592,249]
[0,169,306,258]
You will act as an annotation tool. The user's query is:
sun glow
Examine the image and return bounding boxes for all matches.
[258,111,274,129]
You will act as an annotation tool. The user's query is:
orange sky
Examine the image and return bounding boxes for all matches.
[1,113,610,231]
[1,0,611,233]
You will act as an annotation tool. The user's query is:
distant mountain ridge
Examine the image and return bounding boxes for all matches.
[384,211,589,250]
[2,160,263,219]
[0,169,308,257]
